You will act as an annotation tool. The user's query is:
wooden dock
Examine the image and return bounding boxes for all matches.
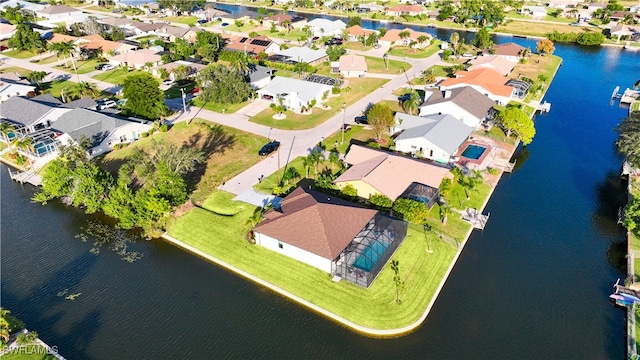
[7,168,42,186]
[461,208,490,230]
[620,89,640,105]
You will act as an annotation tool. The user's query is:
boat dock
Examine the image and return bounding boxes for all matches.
[620,89,640,105]
[461,208,490,230]
[7,168,42,186]
[612,86,622,100]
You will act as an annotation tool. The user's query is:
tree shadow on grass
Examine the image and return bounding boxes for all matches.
[182,122,236,191]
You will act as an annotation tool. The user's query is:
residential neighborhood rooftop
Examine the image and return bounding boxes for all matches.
[440,68,514,97]
[394,113,474,155]
[421,86,496,120]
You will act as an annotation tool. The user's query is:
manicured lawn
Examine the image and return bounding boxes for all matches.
[0,66,32,76]
[92,68,147,85]
[164,16,199,25]
[222,22,260,33]
[3,49,38,59]
[510,54,562,102]
[1,345,58,359]
[387,42,441,59]
[257,29,308,42]
[95,120,267,200]
[29,54,60,64]
[250,78,389,130]
[190,98,249,114]
[342,41,372,51]
[38,79,76,99]
[494,20,593,37]
[365,56,411,74]
[379,99,404,114]
[55,58,105,75]
[167,191,459,329]
[164,82,196,99]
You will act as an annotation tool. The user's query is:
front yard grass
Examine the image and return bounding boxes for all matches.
[190,98,249,114]
[164,82,196,99]
[164,16,199,25]
[0,66,32,76]
[365,56,411,74]
[92,68,147,85]
[387,42,441,59]
[166,190,459,330]
[55,58,105,75]
[250,78,389,130]
[3,49,38,59]
[95,119,267,200]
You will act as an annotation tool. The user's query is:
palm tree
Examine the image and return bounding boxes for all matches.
[0,122,15,147]
[67,81,100,99]
[420,69,437,84]
[307,149,324,176]
[144,61,154,72]
[281,166,300,185]
[231,55,249,75]
[302,156,313,178]
[328,151,341,171]
[402,91,421,115]
[409,40,418,53]
[12,136,34,168]
[26,70,47,90]
[417,35,429,49]
[49,40,77,70]
[449,32,459,49]
[398,30,411,46]
[172,64,190,82]
[282,19,292,33]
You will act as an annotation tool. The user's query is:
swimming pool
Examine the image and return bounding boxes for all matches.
[461,144,487,160]
[352,240,389,272]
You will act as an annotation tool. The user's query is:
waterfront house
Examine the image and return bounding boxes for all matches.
[195,7,231,22]
[306,18,346,37]
[466,55,516,76]
[438,68,516,105]
[0,0,46,16]
[522,5,548,18]
[487,42,527,63]
[223,35,281,56]
[253,186,408,288]
[378,28,432,49]
[257,76,331,111]
[263,14,307,31]
[419,86,495,129]
[392,113,473,163]
[345,25,378,42]
[109,48,162,69]
[385,4,426,17]
[334,144,453,208]
[333,54,367,77]
[0,96,72,135]
[52,108,152,157]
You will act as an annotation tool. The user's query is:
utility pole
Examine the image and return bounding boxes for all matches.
[180,88,187,123]
[341,102,346,144]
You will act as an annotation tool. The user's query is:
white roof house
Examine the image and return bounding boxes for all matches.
[257,76,332,111]
[0,82,36,103]
[393,113,473,163]
[419,87,495,129]
[522,5,548,18]
[275,47,328,64]
[35,5,82,20]
[306,18,346,37]
[1,0,46,14]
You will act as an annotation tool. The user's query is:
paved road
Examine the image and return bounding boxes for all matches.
[2,35,443,198]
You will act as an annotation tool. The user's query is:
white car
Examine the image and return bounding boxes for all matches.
[98,100,117,110]
[162,79,175,86]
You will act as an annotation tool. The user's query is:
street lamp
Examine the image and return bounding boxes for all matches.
[180,87,187,123]
[341,102,346,145]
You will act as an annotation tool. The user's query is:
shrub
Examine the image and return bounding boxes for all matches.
[248,31,259,38]
[113,143,122,149]
[140,132,149,138]
[487,167,499,175]
[331,86,341,94]
[392,198,429,224]
[370,193,393,209]
[367,141,381,149]
[16,331,38,345]
[442,49,452,60]
[159,124,168,132]
[340,184,358,199]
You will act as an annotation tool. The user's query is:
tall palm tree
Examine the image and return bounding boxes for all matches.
[49,40,77,70]
[328,151,341,172]
[0,122,15,147]
[26,70,47,90]
[231,55,249,75]
[402,91,421,115]
[12,136,34,168]
[417,35,429,49]
[67,81,100,100]
[172,64,190,82]
[307,149,324,176]
[398,30,411,46]
[420,69,437,84]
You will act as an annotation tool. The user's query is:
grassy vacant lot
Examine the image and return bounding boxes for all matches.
[250,78,388,130]
[55,58,105,75]
[3,49,38,59]
[167,191,459,329]
[164,16,199,25]
[494,20,594,37]
[92,68,147,85]
[190,98,249,114]
[510,54,562,102]
[388,42,441,59]
[0,66,32,76]
[96,119,267,200]
[1,345,58,360]
[342,41,372,51]
[365,56,410,74]
[257,29,308,42]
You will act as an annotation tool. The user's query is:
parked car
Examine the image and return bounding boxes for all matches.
[325,38,343,46]
[462,52,474,58]
[189,87,200,94]
[0,45,8,51]
[221,22,229,27]
[259,140,280,156]
[398,93,414,102]
[197,19,207,24]
[95,63,116,71]
[162,78,175,86]
[312,36,320,41]
[98,99,117,110]
[354,115,368,124]
[341,124,352,132]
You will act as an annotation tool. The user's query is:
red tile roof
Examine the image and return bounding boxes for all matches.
[440,68,514,97]
[254,187,378,259]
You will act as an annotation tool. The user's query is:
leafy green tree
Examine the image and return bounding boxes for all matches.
[616,112,640,168]
[390,260,405,304]
[623,197,640,236]
[471,28,493,49]
[198,65,253,105]
[326,45,345,61]
[392,198,429,224]
[157,0,195,15]
[498,107,536,145]
[449,32,459,49]
[347,16,362,27]
[122,73,166,119]
[9,23,45,54]
[0,5,34,24]
[575,32,605,46]
[367,103,394,140]
[370,193,392,209]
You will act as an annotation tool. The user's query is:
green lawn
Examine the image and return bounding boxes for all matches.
[190,98,249,114]
[92,68,147,85]
[0,66,32,76]
[3,49,38,59]
[365,56,411,74]
[55,58,105,75]
[96,120,267,200]
[164,16,199,25]
[250,78,389,130]
[257,29,309,42]
[387,42,441,59]
[29,54,60,65]
[342,41,372,51]
[167,191,459,329]
[165,82,196,99]
[1,345,58,360]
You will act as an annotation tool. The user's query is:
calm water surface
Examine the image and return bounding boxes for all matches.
[2,19,640,358]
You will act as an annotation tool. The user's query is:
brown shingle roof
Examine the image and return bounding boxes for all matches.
[491,42,526,57]
[254,187,378,259]
[421,86,495,120]
[39,5,79,14]
[335,145,453,200]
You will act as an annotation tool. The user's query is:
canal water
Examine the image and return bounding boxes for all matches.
[2,11,640,358]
